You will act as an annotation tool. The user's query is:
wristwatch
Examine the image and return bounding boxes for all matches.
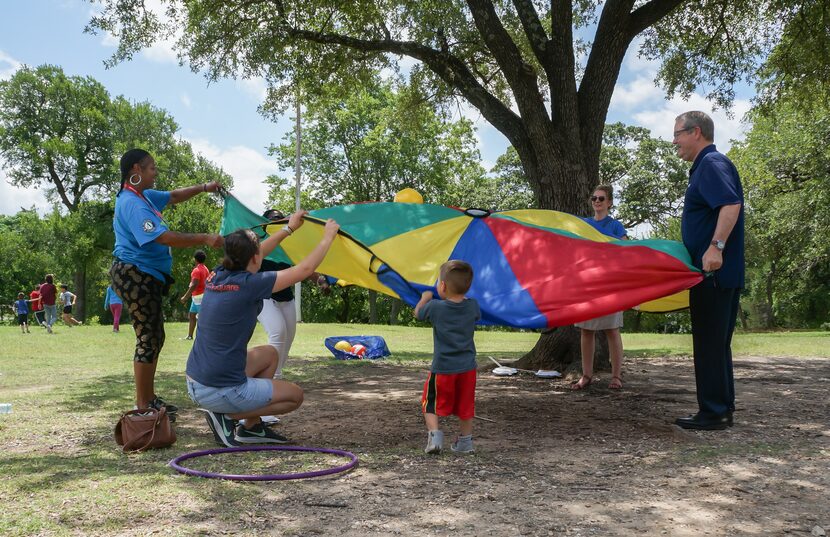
[710,239,725,251]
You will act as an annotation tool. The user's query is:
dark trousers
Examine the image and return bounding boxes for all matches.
[689,285,740,417]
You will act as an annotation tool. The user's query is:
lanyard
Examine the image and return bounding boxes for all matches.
[123,185,168,226]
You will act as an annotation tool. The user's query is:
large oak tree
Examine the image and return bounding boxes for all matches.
[88,0,824,369]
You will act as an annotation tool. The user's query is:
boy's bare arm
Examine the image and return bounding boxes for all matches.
[414,290,433,319]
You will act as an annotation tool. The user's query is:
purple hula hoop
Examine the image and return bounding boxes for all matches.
[168,445,359,481]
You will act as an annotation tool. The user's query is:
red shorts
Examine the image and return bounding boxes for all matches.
[421,369,477,420]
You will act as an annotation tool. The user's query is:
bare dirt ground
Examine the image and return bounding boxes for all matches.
[176,355,829,536]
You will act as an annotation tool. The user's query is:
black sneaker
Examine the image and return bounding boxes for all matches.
[134,401,176,422]
[235,423,289,444]
[151,395,179,414]
[201,409,240,447]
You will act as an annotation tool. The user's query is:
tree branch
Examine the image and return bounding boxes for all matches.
[283,25,529,147]
[465,0,549,122]
[511,0,553,76]
[548,0,579,131]
[627,0,686,39]
[578,0,638,180]
[46,158,76,211]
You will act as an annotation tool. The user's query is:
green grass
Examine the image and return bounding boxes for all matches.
[0,323,828,535]
[622,330,830,359]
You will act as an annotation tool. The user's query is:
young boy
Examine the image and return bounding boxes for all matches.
[59,284,82,326]
[414,260,481,454]
[30,285,45,327]
[13,292,31,333]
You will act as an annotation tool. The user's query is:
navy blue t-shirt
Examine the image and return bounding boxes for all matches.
[417,298,481,374]
[581,215,627,239]
[186,268,277,387]
[681,145,745,288]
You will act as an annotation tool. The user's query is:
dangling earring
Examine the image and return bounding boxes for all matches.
[129,174,142,186]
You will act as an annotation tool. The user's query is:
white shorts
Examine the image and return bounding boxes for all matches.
[575,311,624,331]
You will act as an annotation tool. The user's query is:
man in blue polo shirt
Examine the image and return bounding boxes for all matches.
[673,111,744,430]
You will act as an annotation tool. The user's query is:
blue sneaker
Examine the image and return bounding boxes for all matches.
[235,423,289,444]
[451,434,474,454]
[201,409,239,447]
[424,430,443,454]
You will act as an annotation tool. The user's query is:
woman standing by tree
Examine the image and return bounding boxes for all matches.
[110,148,224,416]
[572,185,628,390]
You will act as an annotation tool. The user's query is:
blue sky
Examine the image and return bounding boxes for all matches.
[0,1,753,216]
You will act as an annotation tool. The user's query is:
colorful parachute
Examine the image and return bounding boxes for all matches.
[220,194,703,329]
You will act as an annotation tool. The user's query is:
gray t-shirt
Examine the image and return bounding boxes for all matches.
[186,267,277,387]
[417,298,480,374]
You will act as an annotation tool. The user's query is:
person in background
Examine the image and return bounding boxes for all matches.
[39,274,57,334]
[180,250,210,340]
[13,292,30,333]
[110,148,224,417]
[59,284,82,326]
[104,285,123,333]
[571,184,628,390]
[30,285,45,328]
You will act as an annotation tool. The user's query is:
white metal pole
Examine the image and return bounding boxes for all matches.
[294,93,302,322]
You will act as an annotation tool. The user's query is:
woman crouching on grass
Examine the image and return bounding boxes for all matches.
[185,211,340,446]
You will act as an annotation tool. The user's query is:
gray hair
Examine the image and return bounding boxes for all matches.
[676,111,714,141]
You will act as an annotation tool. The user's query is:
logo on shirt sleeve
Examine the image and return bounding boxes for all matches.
[142,219,156,233]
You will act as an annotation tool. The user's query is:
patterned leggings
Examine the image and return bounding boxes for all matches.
[110,260,166,364]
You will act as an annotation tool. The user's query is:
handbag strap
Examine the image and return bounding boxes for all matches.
[122,408,164,453]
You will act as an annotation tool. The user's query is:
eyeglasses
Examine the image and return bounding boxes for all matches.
[673,126,695,139]
[590,196,606,202]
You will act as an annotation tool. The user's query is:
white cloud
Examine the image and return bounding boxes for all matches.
[187,138,277,215]
[141,38,179,64]
[610,76,664,109]
[623,38,659,74]
[180,92,191,109]
[236,77,268,102]
[0,168,50,215]
[0,50,21,80]
[100,31,119,48]
[634,94,752,152]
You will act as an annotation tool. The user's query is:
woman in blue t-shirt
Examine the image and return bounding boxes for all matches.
[186,212,340,447]
[110,148,225,417]
[572,185,628,390]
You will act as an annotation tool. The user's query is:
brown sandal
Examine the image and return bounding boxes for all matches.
[571,375,593,390]
[608,376,623,389]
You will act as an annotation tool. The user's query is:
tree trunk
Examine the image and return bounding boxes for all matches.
[738,301,749,330]
[512,135,594,217]
[514,326,610,376]
[368,290,378,324]
[388,298,401,325]
[73,268,87,322]
[510,141,608,371]
[338,288,352,323]
[763,262,776,328]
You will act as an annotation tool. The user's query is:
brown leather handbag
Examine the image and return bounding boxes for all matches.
[114,407,176,453]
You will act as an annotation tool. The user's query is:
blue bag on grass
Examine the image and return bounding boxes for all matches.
[324,335,391,360]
